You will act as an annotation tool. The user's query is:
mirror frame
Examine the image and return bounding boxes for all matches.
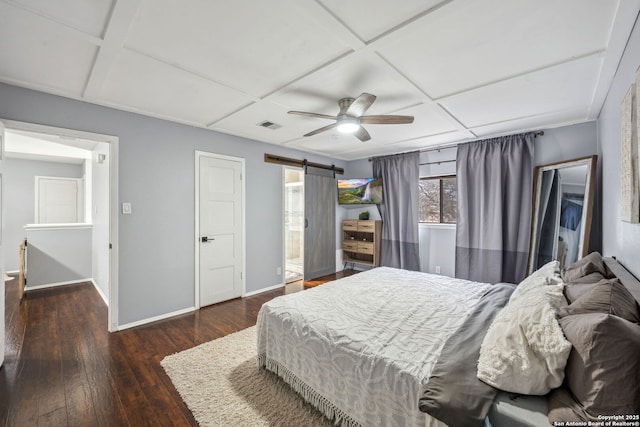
[527,155,597,275]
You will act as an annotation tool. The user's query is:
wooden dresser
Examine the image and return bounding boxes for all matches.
[342,220,382,267]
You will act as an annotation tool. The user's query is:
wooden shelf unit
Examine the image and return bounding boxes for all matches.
[342,220,382,267]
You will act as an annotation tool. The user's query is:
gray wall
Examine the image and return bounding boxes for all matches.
[25,226,92,287]
[0,82,346,326]
[597,11,640,278]
[3,157,83,271]
[344,122,601,278]
[534,121,598,166]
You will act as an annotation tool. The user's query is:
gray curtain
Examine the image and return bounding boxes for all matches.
[372,151,420,271]
[455,133,534,284]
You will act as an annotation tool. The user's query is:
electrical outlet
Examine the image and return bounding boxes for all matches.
[435,265,441,274]
[276,267,282,275]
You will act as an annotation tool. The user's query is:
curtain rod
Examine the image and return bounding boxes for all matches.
[419,130,545,154]
[369,130,545,161]
[264,153,345,175]
[420,159,456,166]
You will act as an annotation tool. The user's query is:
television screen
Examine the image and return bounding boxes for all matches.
[337,178,383,205]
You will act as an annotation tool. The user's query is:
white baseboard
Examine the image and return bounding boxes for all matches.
[118,306,196,331]
[24,278,93,292]
[118,282,285,331]
[90,279,109,306]
[244,283,284,297]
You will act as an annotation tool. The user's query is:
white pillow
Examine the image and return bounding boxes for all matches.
[509,260,562,300]
[476,263,571,395]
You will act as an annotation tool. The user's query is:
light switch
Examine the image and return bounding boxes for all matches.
[122,202,132,215]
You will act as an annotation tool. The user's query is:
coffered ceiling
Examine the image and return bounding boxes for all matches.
[1,0,638,160]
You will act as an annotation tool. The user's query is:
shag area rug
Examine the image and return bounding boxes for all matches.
[161,326,332,426]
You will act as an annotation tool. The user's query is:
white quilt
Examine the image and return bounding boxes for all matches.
[257,267,492,427]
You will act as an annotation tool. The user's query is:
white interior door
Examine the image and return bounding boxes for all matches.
[36,176,82,223]
[197,152,244,307]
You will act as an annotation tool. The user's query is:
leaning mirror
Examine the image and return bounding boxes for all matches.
[528,155,597,274]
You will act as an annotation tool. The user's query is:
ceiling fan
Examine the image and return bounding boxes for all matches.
[288,93,414,142]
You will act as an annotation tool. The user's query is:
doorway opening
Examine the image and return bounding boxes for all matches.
[284,168,304,284]
[1,119,119,331]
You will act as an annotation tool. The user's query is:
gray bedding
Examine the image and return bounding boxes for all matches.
[487,392,552,427]
[419,283,515,427]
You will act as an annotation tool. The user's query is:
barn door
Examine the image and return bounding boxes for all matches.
[304,171,335,280]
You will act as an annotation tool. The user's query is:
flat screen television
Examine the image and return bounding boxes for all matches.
[337,177,383,205]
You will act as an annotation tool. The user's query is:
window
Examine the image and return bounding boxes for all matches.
[418,176,457,223]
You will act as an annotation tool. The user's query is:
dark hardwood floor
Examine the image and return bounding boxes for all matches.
[1,270,357,426]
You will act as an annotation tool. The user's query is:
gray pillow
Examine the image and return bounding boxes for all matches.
[566,271,606,284]
[561,252,607,282]
[563,272,606,304]
[550,313,640,421]
[559,278,640,323]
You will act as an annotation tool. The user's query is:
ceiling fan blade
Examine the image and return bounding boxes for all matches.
[288,111,337,120]
[360,115,414,124]
[346,93,376,117]
[304,123,338,137]
[354,126,371,142]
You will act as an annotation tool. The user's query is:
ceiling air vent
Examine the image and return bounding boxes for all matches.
[258,120,282,130]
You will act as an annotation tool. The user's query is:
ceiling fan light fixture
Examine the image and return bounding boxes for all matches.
[288,93,413,142]
[336,117,360,133]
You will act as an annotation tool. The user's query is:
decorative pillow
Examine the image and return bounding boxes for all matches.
[510,260,563,301]
[477,280,571,395]
[548,313,640,422]
[561,252,607,282]
[559,278,640,323]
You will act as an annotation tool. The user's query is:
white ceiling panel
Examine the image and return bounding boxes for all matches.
[212,101,309,144]
[438,54,602,128]
[0,3,98,95]
[378,0,617,99]
[99,49,254,125]
[333,142,400,160]
[384,130,475,152]
[318,0,445,42]
[125,0,351,97]
[470,112,589,138]
[363,103,462,145]
[271,53,425,116]
[285,131,374,157]
[0,0,637,160]
[8,0,114,37]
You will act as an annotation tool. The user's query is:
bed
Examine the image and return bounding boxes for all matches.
[256,255,640,427]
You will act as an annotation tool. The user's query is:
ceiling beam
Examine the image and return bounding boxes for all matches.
[285,0,366,50]
[83,0,143,100]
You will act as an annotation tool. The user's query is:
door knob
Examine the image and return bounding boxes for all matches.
[201,236,215,242]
